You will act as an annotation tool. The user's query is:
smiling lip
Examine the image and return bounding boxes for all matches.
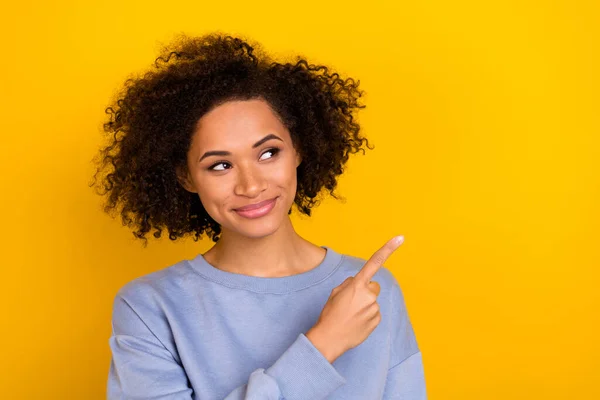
[234,197,278,219]
[234,197,279,211]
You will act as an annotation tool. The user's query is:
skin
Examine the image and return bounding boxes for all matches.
[176,97,405,364]
[306,236,403,363]
[177,97,327,277]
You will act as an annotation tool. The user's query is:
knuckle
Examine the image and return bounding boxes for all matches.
[372,253,385,266]
[368,292,378,303]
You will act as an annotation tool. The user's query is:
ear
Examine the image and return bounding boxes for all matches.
[176,165,197,193]
[295,152,302,168]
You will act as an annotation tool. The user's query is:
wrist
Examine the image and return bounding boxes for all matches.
[306,326,343,364]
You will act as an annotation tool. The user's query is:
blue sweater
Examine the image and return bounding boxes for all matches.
[107,245,427,399]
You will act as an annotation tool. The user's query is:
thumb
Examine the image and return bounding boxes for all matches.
[368,281,380,296]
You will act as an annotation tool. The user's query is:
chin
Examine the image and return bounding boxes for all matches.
[230,205,289,237]
[227,220,281,240]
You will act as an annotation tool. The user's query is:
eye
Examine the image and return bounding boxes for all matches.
[208,161,231,172]
[259,147,281,161]
[208,148,281,172]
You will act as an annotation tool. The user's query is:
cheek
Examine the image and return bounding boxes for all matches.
[271,168,290,185]
[272,157,298,185]
[195,179,228,208]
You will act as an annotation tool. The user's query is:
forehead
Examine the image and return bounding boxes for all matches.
[192,98,290,147]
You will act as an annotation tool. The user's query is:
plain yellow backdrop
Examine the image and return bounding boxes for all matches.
[1,0,598,398]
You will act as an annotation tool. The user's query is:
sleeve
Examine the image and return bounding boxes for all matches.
[107,294,346,400]
[381,272,427,399]
[382,352,427,399]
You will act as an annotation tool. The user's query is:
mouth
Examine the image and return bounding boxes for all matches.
[234,197,279,212]
[233,197,279,219]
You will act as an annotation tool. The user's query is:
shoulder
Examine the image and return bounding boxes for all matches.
[112,258,198,312]
[109,259,199,362]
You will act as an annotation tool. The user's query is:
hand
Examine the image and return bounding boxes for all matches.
[306,236,405,363]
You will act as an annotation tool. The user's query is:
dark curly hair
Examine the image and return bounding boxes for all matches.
[89,32,374,246]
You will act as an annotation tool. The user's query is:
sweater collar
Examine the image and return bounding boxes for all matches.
[187,246,343,293]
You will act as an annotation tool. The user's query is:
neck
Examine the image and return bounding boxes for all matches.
[203,216,324,278]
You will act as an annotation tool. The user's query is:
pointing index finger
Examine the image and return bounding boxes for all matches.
[355,236,404,284]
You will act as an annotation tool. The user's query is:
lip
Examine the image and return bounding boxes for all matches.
[234,197,279,211]
[234,197,278,219]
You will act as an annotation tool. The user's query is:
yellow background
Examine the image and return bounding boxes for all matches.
[1,0,598,398]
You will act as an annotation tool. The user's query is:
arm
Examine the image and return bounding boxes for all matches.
[107,294,346,400]
[382,352,427,399]
[223,333,346,400]
[382,273,427,399]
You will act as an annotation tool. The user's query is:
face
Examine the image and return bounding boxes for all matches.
[178,98,302,239]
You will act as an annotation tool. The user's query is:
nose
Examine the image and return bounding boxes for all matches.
[233,163,267,198]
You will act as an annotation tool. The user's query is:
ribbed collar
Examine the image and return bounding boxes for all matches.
[187,245,343,293]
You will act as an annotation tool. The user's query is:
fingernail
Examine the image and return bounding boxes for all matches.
[394,235,404,245]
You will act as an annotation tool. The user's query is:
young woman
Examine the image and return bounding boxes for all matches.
[91,32,426,399]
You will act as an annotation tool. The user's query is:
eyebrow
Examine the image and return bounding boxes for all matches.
[198,134,284,162]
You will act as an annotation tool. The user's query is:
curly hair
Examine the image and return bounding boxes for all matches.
[89,32,374,246]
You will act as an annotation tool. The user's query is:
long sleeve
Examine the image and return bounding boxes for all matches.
[382,352,426,399]
[107,294,346,400]
[381,272,427,399]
